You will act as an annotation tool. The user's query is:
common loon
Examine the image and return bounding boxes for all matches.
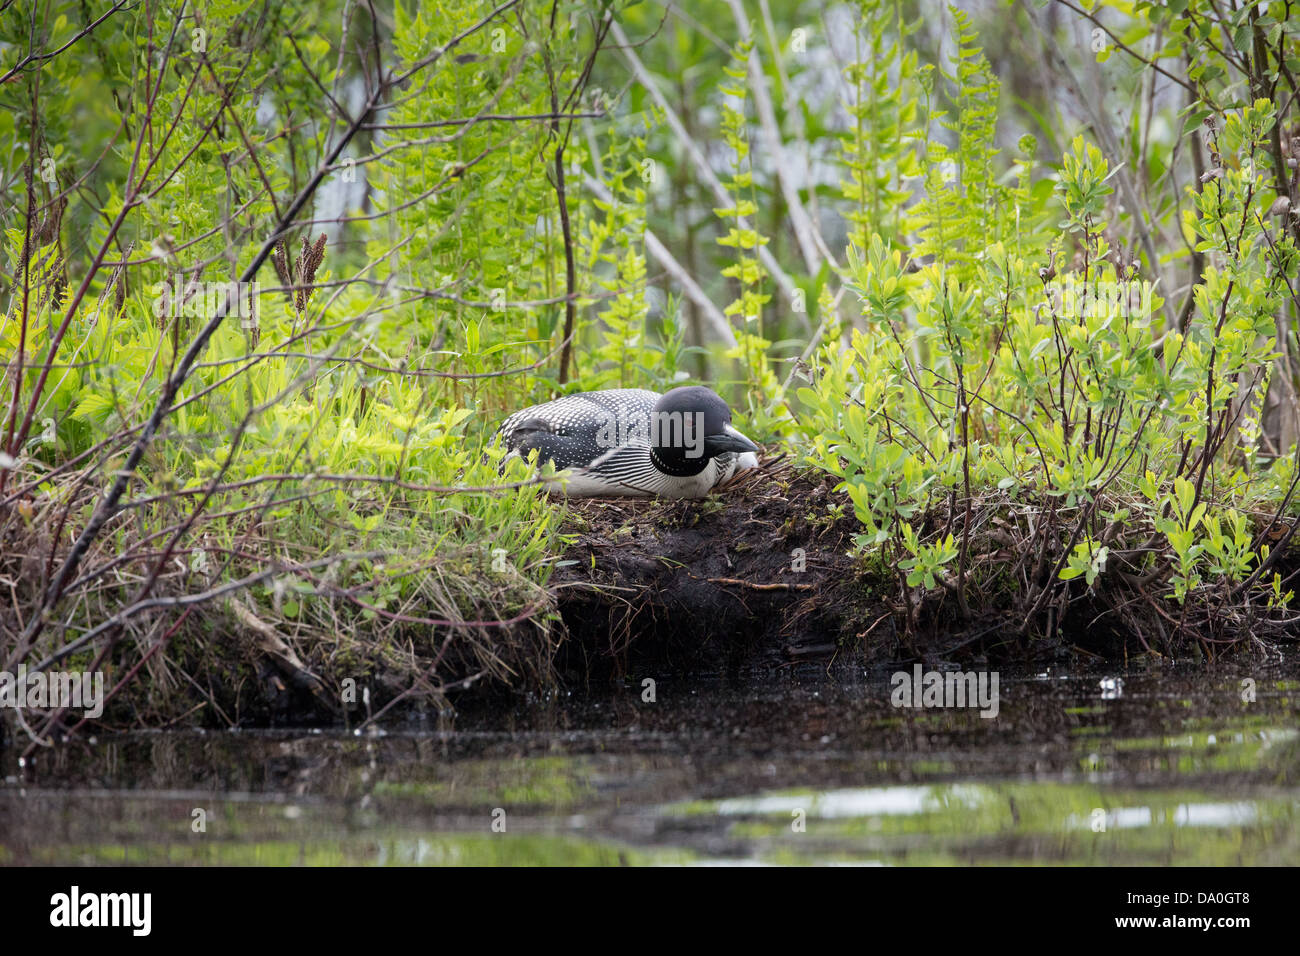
[497,385,760,498]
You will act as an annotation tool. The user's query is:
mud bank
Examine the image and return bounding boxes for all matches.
[549,465,880,679]
[5,464,1293,741]
[546,464,1054,683]
[543,463,1300,683]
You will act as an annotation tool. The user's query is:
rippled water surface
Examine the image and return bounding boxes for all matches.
[2,659,1297,865]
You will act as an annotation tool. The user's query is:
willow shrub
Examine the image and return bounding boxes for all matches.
[0,1,682,720]
[797,21,1298,644]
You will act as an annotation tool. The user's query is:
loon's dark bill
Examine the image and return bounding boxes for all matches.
[702,426,759,457]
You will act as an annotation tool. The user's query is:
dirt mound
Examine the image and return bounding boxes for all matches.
[543,461,1163,682]
[549,462,890,678]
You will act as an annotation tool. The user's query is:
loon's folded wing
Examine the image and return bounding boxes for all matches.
[498,389,660,471]
[566,441,670,496]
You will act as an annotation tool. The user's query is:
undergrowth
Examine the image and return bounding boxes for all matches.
[0,0,1298,744]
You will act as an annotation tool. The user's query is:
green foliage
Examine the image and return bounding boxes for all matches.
[713,36,781,433]
[795,9,1300,638]
[909,6,1004,282]
[838,0,920,250]
[898,524,958,590]
[579,122,687,392]
[3,0,1299,724]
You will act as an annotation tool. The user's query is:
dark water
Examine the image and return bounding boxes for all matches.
[2,659,1298,865]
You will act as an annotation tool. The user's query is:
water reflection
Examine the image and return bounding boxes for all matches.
[1,660,1297,865]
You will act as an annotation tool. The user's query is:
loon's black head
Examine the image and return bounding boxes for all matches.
[649,385,759,477]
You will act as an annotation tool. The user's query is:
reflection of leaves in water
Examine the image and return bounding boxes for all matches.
[1260,734,1300,786]
[4,671,1299,866]
[372,756,589,809]
[699,782,1299,866]
[28,835,688,867]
